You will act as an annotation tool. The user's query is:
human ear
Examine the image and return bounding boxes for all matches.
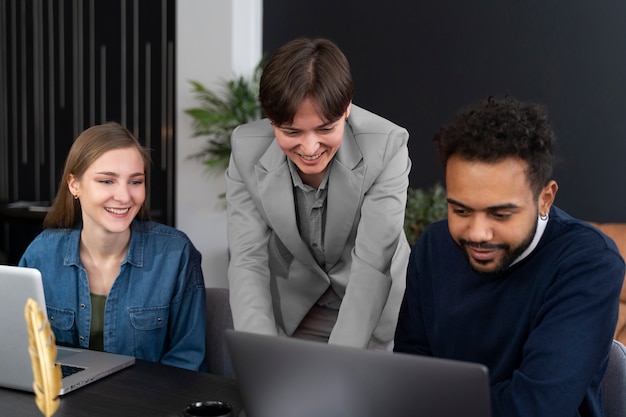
[67,174,80,199]
[538,180,558,217]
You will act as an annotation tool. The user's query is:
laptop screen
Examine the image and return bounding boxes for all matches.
[225,330,491,417]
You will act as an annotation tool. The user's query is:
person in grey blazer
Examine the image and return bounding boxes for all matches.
[225,38,411,349]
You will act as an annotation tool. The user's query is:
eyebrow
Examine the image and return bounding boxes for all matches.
[446,198,520,211]
[95,171,145,178]
[279,120,336,130]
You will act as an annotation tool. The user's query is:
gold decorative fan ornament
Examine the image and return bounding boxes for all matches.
[24,297,62,417]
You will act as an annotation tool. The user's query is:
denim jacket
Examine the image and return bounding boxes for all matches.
[19,220,207,371]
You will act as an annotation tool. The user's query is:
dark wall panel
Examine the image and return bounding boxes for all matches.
[263,0,626,222]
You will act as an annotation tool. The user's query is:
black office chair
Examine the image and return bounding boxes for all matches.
[205,287,236,379]
[603,339,626,417]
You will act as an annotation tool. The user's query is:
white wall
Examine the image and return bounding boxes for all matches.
[175,0,262,287]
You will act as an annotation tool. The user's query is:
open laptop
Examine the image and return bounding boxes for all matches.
[226,330,491,417]
[0,264,135,395]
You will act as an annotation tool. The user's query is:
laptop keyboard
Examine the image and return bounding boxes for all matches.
[60,364,86,378]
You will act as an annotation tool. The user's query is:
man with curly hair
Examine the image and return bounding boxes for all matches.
[394,96,624,416]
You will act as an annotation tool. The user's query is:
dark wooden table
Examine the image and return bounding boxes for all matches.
[0,360,242,417]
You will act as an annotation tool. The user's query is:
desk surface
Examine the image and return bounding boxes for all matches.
[0,360,242,417]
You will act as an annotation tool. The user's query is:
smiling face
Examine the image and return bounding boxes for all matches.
[445,154,557,276]
[273,97,350,188]
[68,146,146,235]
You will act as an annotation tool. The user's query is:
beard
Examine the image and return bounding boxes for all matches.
[459,219,538,277]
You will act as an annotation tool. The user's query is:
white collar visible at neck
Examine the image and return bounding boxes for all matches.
[509,213,549,267]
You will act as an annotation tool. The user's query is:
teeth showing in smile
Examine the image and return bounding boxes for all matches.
[105,207,130,215]
[299,153,321,161]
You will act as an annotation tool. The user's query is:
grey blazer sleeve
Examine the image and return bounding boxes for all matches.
[225,122,279,336]
[328,113,411,347]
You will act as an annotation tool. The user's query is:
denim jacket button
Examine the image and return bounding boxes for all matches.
[80,304,86,309]
[79,336,85,341]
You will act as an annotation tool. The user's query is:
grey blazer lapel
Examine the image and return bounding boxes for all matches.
[325,125,365,267]
[256,141,319,267]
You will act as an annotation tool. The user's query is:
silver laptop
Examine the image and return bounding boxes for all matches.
[226,330,491,417]
[0,264,135,395]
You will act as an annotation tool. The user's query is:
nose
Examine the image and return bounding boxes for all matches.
[299,132,321,156]
[466,214,494,243]
[113,184,131,203]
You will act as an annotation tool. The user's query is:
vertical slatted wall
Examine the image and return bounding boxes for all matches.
[0,0,175,226]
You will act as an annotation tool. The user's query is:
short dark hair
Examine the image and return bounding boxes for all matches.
[434,96,555,197]
[259,37,354,126]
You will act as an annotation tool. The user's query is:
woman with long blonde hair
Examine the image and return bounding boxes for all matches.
[20,122,207,371]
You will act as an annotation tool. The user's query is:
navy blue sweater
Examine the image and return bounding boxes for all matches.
[395,206,624,417]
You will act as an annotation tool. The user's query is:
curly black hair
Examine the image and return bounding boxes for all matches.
[434,96,555,197]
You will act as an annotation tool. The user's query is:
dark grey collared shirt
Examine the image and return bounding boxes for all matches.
[287,159,341,309]
[287,159,331,268]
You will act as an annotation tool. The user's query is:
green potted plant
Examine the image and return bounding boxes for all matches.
[185,63,264,174]
[403,182,448,246]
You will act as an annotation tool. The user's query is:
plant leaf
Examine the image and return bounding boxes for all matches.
[24,298,62,417]
[184,59,264,176]
[404,183,448,246]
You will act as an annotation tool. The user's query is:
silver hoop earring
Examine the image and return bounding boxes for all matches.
[540,213,548,221]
